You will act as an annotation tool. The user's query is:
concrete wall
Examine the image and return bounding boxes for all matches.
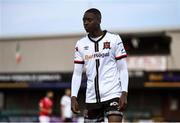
[0,36,80,72]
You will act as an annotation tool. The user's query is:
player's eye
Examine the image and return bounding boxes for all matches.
[83,18,93,23]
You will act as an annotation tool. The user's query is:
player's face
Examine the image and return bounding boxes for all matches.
[65,89,71,96]
[47,91,54,99]
[83,12,100,33]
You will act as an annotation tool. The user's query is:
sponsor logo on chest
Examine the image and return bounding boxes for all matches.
[85,52,110,60]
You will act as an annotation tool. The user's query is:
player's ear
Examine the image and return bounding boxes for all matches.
[97,15,101,24]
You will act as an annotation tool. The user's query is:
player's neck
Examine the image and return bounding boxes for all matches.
[89,29,104,38]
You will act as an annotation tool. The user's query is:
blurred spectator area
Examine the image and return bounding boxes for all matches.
[121,32,171,55]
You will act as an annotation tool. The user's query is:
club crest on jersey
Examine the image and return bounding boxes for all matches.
[103,41,111,49]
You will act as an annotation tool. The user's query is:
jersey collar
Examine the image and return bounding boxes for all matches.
[88,30,107,43]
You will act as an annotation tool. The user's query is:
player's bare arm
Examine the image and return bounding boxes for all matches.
[119,91,128,111]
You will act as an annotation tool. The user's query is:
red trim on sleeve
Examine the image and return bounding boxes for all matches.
[115,54,128,60]
[74,60,84,64]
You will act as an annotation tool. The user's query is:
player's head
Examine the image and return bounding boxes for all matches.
[83,8,101,33]
[65,88,71,97]
[46,90,54,99]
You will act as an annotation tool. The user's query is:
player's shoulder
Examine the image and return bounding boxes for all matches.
[39,97,46,104]
[106,31,119,37]
[44,97,50,102]
[39,98,43,103]
[106,31,121,43]
[76,35,88,45]
[61,95,69,103]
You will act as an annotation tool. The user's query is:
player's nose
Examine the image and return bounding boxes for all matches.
[84,23,88,29]
[84,19,89,25]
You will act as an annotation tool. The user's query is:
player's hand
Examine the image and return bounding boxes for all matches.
[119,91,128,111]
[71,96,80,114]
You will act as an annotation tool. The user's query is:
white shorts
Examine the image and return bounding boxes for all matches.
[39,116,50,123]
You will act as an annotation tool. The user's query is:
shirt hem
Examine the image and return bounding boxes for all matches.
[85,93,122,103]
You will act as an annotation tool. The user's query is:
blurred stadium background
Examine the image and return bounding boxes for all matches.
[0,0,180,122]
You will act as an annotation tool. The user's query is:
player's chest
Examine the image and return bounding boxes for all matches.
[43,99,53,107]
[82,40,113,53]
[81,41,113,60]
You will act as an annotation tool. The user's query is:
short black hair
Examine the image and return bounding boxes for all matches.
[85,8,101,19]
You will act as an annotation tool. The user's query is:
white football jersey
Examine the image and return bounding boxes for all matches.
[74,31,127,103]
[60,95,73,118]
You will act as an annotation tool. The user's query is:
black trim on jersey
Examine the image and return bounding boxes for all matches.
[88,30,107,43]
[95,42,99,51]
[115,54,128,60]
[94,42,101,103]
[95,59,100,103]
[74,61,85,64]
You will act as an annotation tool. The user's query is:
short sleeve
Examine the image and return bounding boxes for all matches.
[114,35,127,60]
[74,42,84,64]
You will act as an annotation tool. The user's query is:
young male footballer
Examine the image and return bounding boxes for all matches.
[71,8,129,122]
